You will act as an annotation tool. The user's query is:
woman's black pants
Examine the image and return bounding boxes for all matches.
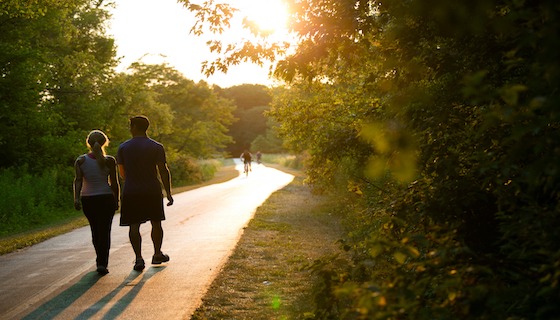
[81,194,115,268]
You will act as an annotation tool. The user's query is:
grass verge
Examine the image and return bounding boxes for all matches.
[191,170,345,319]
[0,217,89,255]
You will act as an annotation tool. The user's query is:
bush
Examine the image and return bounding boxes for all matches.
[0,166,77,237]
[167,154,202,186]
[167,153,223,186]
[262,153,305,170]
[198,159,222,181]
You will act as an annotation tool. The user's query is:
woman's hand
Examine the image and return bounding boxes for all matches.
[74,199,82,211]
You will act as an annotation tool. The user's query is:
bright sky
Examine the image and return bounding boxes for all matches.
[107,0,289,88]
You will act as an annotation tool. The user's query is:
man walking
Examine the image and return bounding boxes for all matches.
[117,115,174,271]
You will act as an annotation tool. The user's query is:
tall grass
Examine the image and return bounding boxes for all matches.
[0,166,78,237]
[168,155,230,187]
[198,158,225,181]
[262,153,304,170]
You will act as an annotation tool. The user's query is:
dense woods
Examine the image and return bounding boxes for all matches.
[187,0,560,318]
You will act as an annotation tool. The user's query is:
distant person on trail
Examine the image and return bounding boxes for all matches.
[117,115,174,272]
[241,150,252,173]
[256,151,262,164]
[73,130,120,275]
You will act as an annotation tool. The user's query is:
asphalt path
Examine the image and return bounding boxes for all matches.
[0,160,294,319]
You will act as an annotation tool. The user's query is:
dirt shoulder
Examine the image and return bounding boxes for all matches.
[191,169,345,319]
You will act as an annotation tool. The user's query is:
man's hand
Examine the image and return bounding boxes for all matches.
[166,196,174,206]
[74,200,82,211]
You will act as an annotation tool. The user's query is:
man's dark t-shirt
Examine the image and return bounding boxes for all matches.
[117,136,165,196]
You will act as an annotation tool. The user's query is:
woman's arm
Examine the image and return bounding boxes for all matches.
[73,156,85,210]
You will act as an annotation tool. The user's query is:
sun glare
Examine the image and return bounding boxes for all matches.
[238,0,289,35]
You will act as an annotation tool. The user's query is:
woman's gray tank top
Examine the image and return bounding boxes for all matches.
[81,155,113,196]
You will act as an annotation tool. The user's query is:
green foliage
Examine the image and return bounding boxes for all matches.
[229,105,268,154]
[217,84,273,156]
[218,84,273,110]
[262,154,304,171]
[269,82,375,191]
[166,153,205,186]
[0,166,77,237]
[198,159,223,181]
[116,63,235,158]
[0,0,117,170]
[166,151,223,186]
[251,117,285,153]
[192,0,560,318]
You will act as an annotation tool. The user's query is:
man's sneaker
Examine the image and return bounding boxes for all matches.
[133,258,145,271]
[152,253,170,264]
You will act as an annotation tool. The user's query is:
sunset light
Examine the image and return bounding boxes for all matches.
[108,0,292,87]
[237,0,289,36]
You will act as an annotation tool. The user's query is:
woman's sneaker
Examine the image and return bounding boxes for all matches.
[133,258,145,271]
[96,266,109,275]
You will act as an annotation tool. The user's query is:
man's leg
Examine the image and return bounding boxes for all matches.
[151,219,170,264]
[151,219,163,255]
[129,223,142,260]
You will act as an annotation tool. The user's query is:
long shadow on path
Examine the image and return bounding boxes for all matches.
[22,267,166,320]
[80,266,166,319]
[22,271,102,319]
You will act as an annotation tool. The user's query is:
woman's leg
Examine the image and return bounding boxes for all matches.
[82,195,114,268]
[97,195,115,268]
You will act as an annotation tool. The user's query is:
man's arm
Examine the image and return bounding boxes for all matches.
[157,162,174,206]
[107,156,121,210]
[118,164,126,180]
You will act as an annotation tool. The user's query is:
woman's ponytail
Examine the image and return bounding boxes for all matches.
[86,130,109,171]
[92,141,106,170]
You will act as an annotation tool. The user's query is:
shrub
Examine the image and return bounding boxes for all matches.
[167,153,223,186]
[0,166,76,237]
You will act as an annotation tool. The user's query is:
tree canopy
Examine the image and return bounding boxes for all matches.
[0,0,117,169]
[217,84,272,155]
[0,0,237,173]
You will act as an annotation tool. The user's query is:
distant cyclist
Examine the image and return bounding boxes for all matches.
[240,150,252,175]
[256,151,262,164]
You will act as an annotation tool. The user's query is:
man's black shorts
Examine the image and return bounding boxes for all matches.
[120,194,165,226]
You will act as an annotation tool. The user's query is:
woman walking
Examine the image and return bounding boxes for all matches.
[73,130,120,275]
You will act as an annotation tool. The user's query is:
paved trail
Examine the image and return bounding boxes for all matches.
[0,160,294,319]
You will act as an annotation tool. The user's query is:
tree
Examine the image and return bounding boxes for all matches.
[250,112,285,154]
[0,0,117,170]
[122,63,235,158]
[219,84,272,110]
[218,84,272,155]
